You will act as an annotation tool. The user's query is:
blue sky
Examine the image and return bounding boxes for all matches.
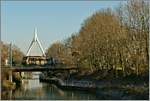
[1,1,124,54]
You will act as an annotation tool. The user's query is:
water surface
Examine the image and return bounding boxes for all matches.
[2,72,97,100]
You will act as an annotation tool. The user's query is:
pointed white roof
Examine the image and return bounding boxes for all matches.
[26,28,46,56]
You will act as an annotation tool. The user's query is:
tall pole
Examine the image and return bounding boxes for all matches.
[9,42,13,82]
[9,42,12,67]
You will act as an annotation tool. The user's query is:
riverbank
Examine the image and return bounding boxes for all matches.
[39,72,149,100]
[2,80,16,90]
[39,74,96,92]
[1,67,22,91]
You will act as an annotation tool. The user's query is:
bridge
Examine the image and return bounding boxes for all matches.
[22,28,49,66]
[6,66,77,72]
[5,28,78,82]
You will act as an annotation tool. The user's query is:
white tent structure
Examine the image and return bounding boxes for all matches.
[26,28,46,57]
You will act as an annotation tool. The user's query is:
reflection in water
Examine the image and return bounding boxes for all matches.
[1,90,12,100]
[41,84,96,100]
[2,72,97,100]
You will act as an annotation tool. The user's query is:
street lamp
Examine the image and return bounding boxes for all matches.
[9,42,12,67]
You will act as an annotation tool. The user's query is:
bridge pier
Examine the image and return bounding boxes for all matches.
[19,72,22,78]
[21,72,25,78]
[9,71,13,82]
[18,72,25,78]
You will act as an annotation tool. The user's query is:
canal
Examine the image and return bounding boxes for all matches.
[1,72,97,100]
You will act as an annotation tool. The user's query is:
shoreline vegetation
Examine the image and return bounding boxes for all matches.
[39,69,148,100]
[1,67,22,91]
[41,0,149,99]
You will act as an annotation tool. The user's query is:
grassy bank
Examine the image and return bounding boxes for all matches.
[1,67,22,90]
